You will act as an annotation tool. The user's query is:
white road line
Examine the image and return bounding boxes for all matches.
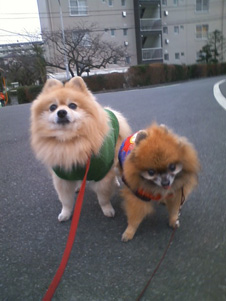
[213,79,226,110]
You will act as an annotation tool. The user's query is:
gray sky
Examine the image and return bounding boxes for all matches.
[0,0,41,44]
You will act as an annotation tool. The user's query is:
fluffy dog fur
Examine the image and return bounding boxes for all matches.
[30,77,131,222]
[119,123,200,242]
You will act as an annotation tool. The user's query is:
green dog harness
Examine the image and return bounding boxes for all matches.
[53,109,119,182]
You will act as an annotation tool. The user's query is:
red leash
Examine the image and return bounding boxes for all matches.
[136,188,185,301]
[43,158,91,301]
[136,227,177,301]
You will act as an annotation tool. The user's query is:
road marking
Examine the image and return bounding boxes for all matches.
[213,79,226,110]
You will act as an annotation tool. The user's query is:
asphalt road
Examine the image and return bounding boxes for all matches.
[1,76,226,301]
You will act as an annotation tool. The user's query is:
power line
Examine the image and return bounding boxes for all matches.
[0,0,223,19]
[0,12,225,40]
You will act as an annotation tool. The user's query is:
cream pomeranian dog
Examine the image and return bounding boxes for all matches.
[118,123,200,241]
[30,77,131,222]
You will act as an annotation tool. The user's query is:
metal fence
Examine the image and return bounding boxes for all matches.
[142,47,163,60]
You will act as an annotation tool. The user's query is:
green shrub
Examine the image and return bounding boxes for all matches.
[207,64,221,77]
[84,74,107,92]
[188,64,209,78]
[148,63,166,85]
[127,65,151,87]
[219,62,226,74]
[17,85,43,104]
[104,72,126,90]
[14,62,226,103]
[173,65,188,81]
[84,72,126,92]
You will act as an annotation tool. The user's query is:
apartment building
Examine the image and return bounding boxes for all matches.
[134,0,163,64]
[0,41,43,63]
[37,0,226,73]
[161,0,226,65]
[37,0,138,69]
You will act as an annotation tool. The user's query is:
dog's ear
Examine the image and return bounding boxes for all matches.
[160,124,169,133]
[42,79,63,93]
[66,77,89,93]
[135,130,148,145]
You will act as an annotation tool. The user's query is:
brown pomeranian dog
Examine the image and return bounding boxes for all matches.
[30,77,131,222]
[118,123,200,242]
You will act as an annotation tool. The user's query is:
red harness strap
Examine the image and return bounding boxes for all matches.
[122,176,173,202]
[43,157,91,301]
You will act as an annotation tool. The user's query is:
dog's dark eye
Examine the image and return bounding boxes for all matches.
[49,104,57,112]
[68,103,77,110]
[169,163,176,172]
[148,169,155,177]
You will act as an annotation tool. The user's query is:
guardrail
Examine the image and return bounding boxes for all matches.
[142,47,163,60]
[140,18,162,31]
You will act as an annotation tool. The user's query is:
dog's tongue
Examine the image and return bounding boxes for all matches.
[163,185,170,190]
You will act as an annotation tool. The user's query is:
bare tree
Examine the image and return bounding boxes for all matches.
[42,24,127,77]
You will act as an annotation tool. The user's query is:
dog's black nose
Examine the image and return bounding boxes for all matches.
[57,110,67,118]
[161,178,170,187]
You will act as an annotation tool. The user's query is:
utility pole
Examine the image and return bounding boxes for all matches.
[58,0,70,80]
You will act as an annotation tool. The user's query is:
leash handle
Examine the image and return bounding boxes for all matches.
[43,157,91,301]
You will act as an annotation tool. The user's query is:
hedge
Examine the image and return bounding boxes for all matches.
[16,63,226,103]
[17,85,43,104]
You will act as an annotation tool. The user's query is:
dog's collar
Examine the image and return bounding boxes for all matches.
[122,176,162,202]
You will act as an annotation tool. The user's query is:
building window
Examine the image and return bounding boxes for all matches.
[121,0,126,6]
[173,0,178,6]
[164,53,169,60]
[72,32,91,46]
[123,28,128,36]
[125,56,130,64]
[163,26,168,34]
[110,29,115,36]
[175,53,180,59]
[108,0,113,6]
[162,0,167,6]
[69,0,87,16]
[174,26,179,34]
[196,0,209,12]
[196,24,208,39]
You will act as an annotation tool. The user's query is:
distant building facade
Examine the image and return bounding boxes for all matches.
[160,0,226,65]
[37,0,226,73]
[0,41,43,63]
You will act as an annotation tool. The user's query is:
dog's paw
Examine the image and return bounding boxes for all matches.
[58,210,72,222]
[121,228,135,242]
[101,205,115,218]
[175,219,180,228]
[169,218,180,228]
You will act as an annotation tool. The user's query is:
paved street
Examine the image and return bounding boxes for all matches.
[1,76,226,301]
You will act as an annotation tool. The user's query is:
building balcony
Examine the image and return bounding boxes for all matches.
[140,18,162,31]
[139,0,160,3]
[142,47,163,60]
